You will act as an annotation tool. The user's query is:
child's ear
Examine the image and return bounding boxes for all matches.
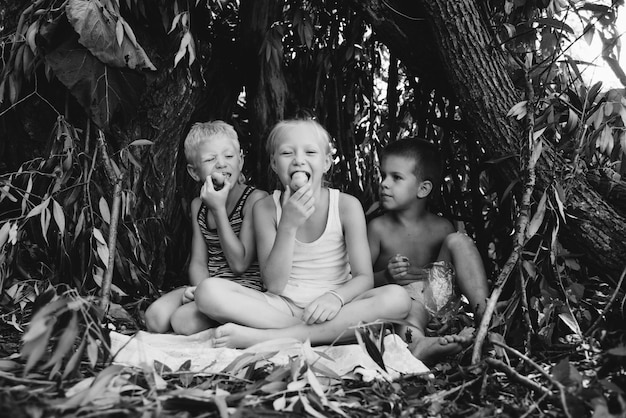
[323,153,332,173]
[416,180,433,199]
[270,157,278,173]
[187,164,200,182]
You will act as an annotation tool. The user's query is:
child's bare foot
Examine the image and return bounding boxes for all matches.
[212,323,265,348]
[411,327,475,364]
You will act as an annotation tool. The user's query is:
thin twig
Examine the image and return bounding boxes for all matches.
[585,264,626,336]
[492,341,572,418]
[423,377,480,403]
[492,341,553,384]
[472,67,539,364]
[485,358,552,397]
[520,391,551,418]
[518,263,533,356]
[96,130,123,313]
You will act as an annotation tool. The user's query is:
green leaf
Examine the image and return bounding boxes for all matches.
[558,312,581,335]
[128,139,153,147]
[87,334,99,368]
[306,367,328,405]
[0,221,11,249]
[40,207,51,245]
[532,18,574,34]
[607,345,626,357]
[153,360,172,376]
[99,197,111,224]
[43,35,145,129]
[354,327,386,372]
[299,393,327,418]
[260,380,287,393]
[551,357,570,385]
[52,199,65,236]
[26,198,50,219]
[23,324,54,375]
[526,189,547,238]
[63,336,86,379]
[66,0,155,70]
[43,312,79,374]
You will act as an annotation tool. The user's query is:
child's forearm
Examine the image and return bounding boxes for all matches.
[188,262,209,286]
[262,225,297,294]
[332,273,372,305]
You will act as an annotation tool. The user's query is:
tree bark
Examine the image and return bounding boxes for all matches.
[355,0,626,279]
[113,16,244,283]
[239,0,288,190]
[586,170,626,219]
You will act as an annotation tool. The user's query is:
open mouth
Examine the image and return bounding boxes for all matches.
[291,171,310,180]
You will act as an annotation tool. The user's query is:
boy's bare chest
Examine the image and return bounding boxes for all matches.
[380,226,443,267]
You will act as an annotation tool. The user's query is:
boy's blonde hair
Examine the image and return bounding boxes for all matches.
[266,119,332,157]
[184,121,240,163]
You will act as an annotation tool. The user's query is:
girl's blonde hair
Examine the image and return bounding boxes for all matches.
[266,119,332,157]
[184,121,240,163]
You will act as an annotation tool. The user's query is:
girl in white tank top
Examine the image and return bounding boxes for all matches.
[272,188,351,308]
[192,119,411,349]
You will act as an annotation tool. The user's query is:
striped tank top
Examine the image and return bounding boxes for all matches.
[197,185,262,291]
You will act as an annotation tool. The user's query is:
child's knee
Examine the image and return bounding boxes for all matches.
[145,304,170,333]
[381,284,412,318]
[194,278,231,316]
[443,231,475,253]
[170,310,198,335]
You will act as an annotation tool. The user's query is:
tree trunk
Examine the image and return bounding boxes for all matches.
[239,0,288,190]
[355,0,626,279]
[114,22,244,284]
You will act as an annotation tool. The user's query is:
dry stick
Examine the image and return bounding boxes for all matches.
[423,377,480,403]
[472,69,539,364]
[485,358,552,397]
[518,263,533,356]
[96,130,123,313]
[585,264,626,337]
[492,341,573,418]
[520,392,551,418]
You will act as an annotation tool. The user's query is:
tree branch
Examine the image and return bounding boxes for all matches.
[472,68,538,364]
[96,130,123,313]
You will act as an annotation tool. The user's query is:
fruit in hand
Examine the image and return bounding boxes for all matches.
[211,172,225,190]
[290,172,308,190]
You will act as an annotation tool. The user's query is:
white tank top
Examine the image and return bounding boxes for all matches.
[272,188,351,307]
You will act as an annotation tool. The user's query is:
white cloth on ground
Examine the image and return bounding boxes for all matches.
[109,330,429,381]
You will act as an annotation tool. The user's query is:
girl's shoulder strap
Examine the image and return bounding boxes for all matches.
[272,190,282,221]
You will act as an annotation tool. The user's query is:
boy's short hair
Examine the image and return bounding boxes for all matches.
[184,121,240,163]
[266,119,332,157]
[383,137,442,190]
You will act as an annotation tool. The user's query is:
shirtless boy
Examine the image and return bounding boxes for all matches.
[368,137,489,363]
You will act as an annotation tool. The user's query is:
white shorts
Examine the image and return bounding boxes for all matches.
[263,293,304,317]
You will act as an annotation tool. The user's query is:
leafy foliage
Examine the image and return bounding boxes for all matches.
[0,116,164,317]
[1,0,626,416]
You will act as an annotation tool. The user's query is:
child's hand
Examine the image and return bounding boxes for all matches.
[280,183,315,229]
[387,254,411,284]
[200,175,230,211]
[302,293,342,324]
[181,286,197,304]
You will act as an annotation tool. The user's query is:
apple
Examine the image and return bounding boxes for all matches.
[290,172,308,190]
[211,172,225,190]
